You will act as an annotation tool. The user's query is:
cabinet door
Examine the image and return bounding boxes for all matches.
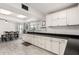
[57,18,67,26]
[52,19,58,26]
[52,10,67,26]
[44,37,51,51]
[67,6,79,25]
[27,35,33,43]
[55,10,67,26]
[30,35,35,44]
[39,36,46,48]
[52,13,58,26]
[22,34,31,42]
[37,36,42,47]
[58,10,66,19]
[46,14,53,26]
[33,35,38,45]
[51,38,60,54]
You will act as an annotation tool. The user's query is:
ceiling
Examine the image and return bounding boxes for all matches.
[26,3,76,14]
[0,3,77,23]
[0,3,30,23]
[0,3,44,23]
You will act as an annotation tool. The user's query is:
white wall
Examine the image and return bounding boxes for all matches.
[0,20,16,36]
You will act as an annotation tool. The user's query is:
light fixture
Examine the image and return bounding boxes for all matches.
[17,14,26,18]
[0,9,12,15]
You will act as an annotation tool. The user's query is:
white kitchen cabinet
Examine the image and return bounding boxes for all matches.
[22,34,30,42]
[53,12,58,19]
[67,6,79,25]
[22,34,68,55]
[27,34,33,43]
[53,10,67,26]
[46,10,67,26]
[50,38,60,54]
[33,35,45,48]
[52,19,58,26]
[58,10,67,19]
[33,35,38,45]
[39,36,46,48]
[46,12,58,26]
[30,35,34,44]
[57,18,67,26]
[36,37,42,47]
[44,37,51,51]
[46,14,52,26]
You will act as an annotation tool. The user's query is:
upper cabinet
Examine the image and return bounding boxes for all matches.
[46,10,67,26]
[46,5,79,27]
[67,6,79,25]
[46,14,53,26]
[55,10,67,26]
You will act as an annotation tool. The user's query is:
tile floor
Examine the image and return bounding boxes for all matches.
[0,39,54,55]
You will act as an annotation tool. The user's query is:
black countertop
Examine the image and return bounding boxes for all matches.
[27,31,79,39]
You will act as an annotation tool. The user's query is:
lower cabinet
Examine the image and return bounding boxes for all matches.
[40,38,45,48]
[22,34,30,42]
[28,34,33,43]
[51,39,60,54]
[37,36,46,48]
[44,37,51,51]
[22,34,67,55]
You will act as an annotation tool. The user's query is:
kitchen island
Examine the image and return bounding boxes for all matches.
[22,31,79,55]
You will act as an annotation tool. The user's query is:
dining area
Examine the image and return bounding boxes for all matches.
[0,31,19,42]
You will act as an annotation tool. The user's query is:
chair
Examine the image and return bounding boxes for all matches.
[1,35,7,42]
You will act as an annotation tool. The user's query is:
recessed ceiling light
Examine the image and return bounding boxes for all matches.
[0,9,12,15]
[17,15,26,18]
